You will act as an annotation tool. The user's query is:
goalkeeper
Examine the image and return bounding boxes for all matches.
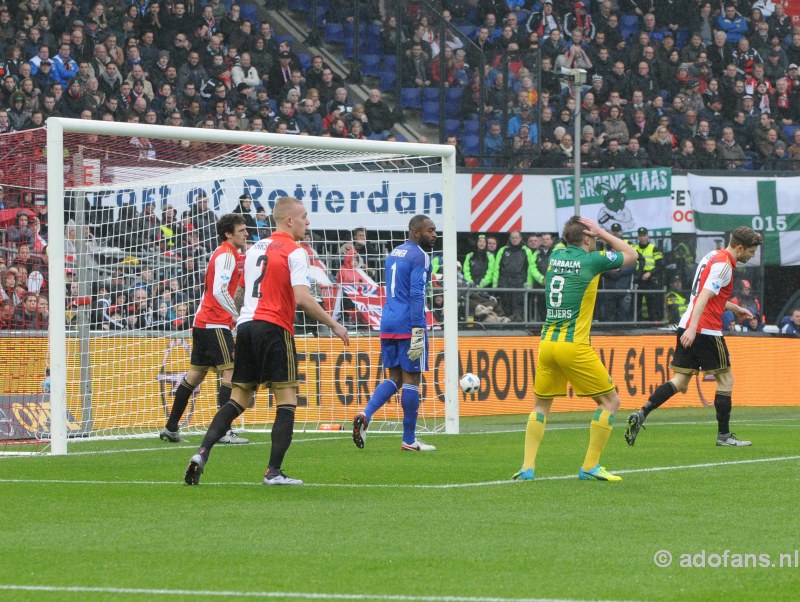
[352,215,438,452]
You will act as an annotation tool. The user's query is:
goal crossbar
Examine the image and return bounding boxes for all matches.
[45,118,459,455]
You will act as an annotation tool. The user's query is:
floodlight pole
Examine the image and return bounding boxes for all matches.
[570,68,587,216]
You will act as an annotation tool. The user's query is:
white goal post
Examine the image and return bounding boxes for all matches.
[45,118,458,455]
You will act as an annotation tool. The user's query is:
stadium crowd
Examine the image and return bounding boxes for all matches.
[350,0,800,169]
[1,0,800,330]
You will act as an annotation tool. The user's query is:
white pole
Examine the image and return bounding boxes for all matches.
[573,81,582,217]
[48,118,450,159]
[441,149,459,435]
[47,120,67,455]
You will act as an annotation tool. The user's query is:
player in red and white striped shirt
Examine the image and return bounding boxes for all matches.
[184,196,350,486]
[626,227,763,448]
[160,214,248,444]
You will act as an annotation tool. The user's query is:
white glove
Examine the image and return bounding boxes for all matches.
[407,327,425,360]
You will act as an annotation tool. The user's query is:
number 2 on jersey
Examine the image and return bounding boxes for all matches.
[251,255,268,298]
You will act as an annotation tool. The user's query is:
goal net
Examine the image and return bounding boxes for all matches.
[1,120,457,455]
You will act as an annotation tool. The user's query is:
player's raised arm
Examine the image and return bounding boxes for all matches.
[579,216,637,267]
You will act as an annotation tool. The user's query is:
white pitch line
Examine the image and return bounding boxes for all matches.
[0,584,636,602]
[3,418,798,459]
[0,455,798,489]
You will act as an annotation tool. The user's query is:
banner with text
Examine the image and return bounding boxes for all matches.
[102,169,445,231]
[551,168,673,236]
[3,334,797,438]
[91,168,785,236]
[688,174,800,266]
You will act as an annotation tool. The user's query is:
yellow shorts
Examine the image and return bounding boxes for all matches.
[534,340,615,399]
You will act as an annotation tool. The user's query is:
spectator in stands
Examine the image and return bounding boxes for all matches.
[233,193,258,241]
[601,104,629,145]
[380,15,406,54]
[492,230,533,322]
[268,50,295,97]
[298,97,323,136]
[717,4,749,47]
[761,140,792,171]
[624,137,650,167]
[601,223,637,322]
[509,124,537,167]
[719,126,746,169]
[600,138,625,169]
[781,308,800,334]
[343,103,371,137]
[402,42,432,88]
[52,41,78,87]
[0,299,13,329]
[350,227,383,282]
[364,88,394,138]
[315,67,341,108]
[697,137,724,169]
[1,270,21,306]
[190,193,216,252]
[463,234,495,289]
[709,31,735,77]
[12,292,42,329]
[8,211,35,246]
[13,244,44,274]
[664,273,689,325]
[649,124,676,166]
[741,313,764,333]
[484,121,505,167]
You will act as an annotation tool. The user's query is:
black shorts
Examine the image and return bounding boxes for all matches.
[670,328,731,375]
[189,327,235,372]
[232,320,298,389]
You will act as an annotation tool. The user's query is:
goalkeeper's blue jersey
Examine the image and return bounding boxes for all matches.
[380,241,429,339]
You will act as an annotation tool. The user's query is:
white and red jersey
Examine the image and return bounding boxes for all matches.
[193,241,242,329]
[679,248,737,335]
[238,231,309,334]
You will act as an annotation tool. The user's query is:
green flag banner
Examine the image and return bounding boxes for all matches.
[551,168,672,236]
[688,174,800,266]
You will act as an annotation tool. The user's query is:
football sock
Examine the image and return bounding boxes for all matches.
[714,392,732,435]
[165,378,195,432]
[217,382,232,408]
[401,384,420,445]
[522,411,546,470]
[583,408,614,471]
[197,400,245,461]
[363,379,399,422]
[642,381,678,418]
[267,405,296,474]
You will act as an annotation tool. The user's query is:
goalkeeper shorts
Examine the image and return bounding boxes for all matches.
[381,335,428,373]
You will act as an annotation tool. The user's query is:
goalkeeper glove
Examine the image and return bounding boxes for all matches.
[407,327,425,360]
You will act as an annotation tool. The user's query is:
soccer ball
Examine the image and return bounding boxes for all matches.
[459,373,480,394]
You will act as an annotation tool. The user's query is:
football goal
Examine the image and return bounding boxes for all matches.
[35,118,458,454]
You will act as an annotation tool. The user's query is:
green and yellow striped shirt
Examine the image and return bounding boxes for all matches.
[540,245,624,344]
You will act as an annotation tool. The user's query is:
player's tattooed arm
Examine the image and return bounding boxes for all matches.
[234,285,245,313]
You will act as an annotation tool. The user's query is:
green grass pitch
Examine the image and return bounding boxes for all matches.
[0,407,798,602]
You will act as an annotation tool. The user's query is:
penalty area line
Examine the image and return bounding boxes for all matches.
[0,584,636,602]
[0,455,798,489]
